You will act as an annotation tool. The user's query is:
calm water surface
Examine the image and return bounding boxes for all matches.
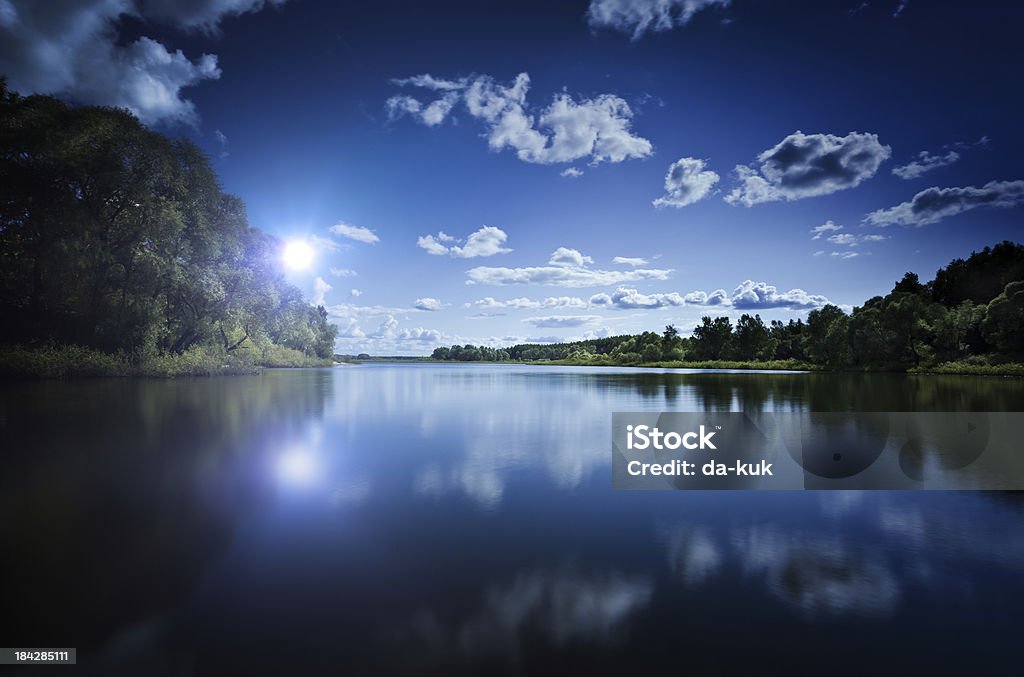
[2,364,1023,675]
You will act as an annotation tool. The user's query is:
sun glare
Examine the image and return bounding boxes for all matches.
[282,240,315,270]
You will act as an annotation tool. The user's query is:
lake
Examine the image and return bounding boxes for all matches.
[2,364,1023,675]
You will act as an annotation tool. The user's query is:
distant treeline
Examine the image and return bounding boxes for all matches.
[431,241,1024,371]
[0,81,337,373]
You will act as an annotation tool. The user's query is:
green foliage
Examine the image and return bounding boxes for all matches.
[429,242,1024,375]
[982,280,1024,358]
[0,89,336,371]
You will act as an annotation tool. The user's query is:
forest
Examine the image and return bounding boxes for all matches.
[431,241,1024,374]
[0,81,337,377]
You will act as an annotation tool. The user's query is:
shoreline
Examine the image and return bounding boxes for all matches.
[346,357,1024,378]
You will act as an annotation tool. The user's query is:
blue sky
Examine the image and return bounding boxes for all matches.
[3,0,1023,354]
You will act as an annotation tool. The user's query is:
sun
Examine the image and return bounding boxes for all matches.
[282,240,315,270]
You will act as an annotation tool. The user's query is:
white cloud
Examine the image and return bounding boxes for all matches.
[827,233,858,246]
[587,0,730,39]
[548,247,594,268]
[330,222,379,244]
[371,315,400,339]
[810,221,843,240]
[213,128,229,157]
[864,180,1024,226]
[417,226,511,258]
[729,281,830,309]
[582,282,830,310]
[653,157,720,208]
[726,131,891,206]
[0,1,284,126]
[892,150,959,180]
[414,297,443,311]
[561,167,584,178]
[388,72,652,166]
[309,234,342,251]
[832,251,859,260]
[589,287,686,309]
[468,296,589,310]
[350,288,363,297]
[612,256,648,266]
[330,268,358,278]
[826,232,888,247]
[467,248,673,287]
[416,234,450,256]
[523,315,602,328]
[683,289,729,306]
[138,0,288,33]
[312,276,331,305]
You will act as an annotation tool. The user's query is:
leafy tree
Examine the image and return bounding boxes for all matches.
[804,305,849,367]
[733,314,772,360]
[982,281,1024,357]
[0,86,337,362]
[691,316,734,360]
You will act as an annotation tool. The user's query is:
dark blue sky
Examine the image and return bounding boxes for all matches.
[3,0,1022,353]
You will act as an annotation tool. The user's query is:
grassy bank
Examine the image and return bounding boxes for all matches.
[908,360,1024,377]
[547,357,818,371]
[381,356,1023,376]
[0,344,334,379]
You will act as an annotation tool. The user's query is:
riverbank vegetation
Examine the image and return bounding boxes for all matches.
[430,242,1024,376]
[0,83,337,378]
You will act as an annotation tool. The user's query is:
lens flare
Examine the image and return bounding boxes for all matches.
[282,240,315,270]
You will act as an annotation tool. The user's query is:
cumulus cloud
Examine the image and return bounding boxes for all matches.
[350,288,362,297]
[653,157,720,208]
[414,297,443,311]
[585,283,829,310]
[810,221,843,240]
[0,1,284,126]
[589,287,686,309]
[726,131,891,206]
[548,247,594,267]
[683,289,729,306]
[729,280,830,310]
[387,72,652,165]
[466,248,673,287]
[367,315,443,343]
[417,226,511,258]
[864,180,1024,226]
[330,268,358,278]
[468,296,588,310]
[612,256,648,266]
[330,222,379,244]
[587,0,730,39]
[892,150,959,180]
[561,167,584,178]
[312,276,331,305]
[523,315,602,328]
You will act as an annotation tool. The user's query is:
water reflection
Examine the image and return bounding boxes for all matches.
[0,365,1022,673]
[391,569,653,670]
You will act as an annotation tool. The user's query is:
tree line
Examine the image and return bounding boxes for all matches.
[0,81,337,367]
[431,241,1024,370]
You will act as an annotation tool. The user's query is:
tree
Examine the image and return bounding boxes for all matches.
[0,88,337,362]
[691,316,734,360]
[733,314,772,360]
[804,305,849,367]
[982,281,1024,357]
